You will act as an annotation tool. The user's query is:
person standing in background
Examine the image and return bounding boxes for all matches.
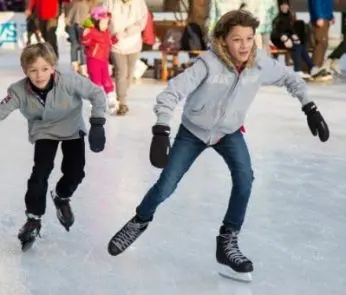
[25,0,43,45]
[243,0,278,54]
[308,0,334,79]
[103,0,148,116]
[324,10,346,74]
[65,0,97,76]
[25,0,60,57]
[207,0,244,36]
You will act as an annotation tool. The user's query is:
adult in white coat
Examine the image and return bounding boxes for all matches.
[103,0,148,115]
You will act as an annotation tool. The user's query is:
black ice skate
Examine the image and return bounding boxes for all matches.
[216,226,253,282]
[108,215,150,256]
[51,190,74,231]
[18,215,41,252]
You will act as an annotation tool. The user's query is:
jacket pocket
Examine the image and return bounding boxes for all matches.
[184,98,220,130]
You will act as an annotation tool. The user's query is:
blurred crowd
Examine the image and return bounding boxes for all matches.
[0,0,344,101]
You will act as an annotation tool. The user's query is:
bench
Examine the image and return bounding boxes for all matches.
[152,20,314,80]
[155,46,315,81]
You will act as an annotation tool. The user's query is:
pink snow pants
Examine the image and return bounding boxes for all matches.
[86,57,114,94]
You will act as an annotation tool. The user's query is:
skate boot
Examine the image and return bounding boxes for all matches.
[107,215,150,256]
[116,103,129,116]
[107,92,118,113]
[216,226,253,282]
[18,214,41,252]
[51,190,74,231]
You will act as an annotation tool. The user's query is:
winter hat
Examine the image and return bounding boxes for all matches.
[91,6,111,21]
[278,0,290,5]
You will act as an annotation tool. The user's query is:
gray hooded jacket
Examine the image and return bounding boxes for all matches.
[154,49,311,145]
[0,71,107,143]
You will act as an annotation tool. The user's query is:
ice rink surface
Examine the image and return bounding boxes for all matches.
[0,49,345,295]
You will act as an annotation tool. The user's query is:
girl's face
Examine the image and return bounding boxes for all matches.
[25,57,55,89]
[224,25,254,66]
[99,18,108,31]
[280,3,289,13]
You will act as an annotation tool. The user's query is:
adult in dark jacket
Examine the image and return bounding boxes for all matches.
[271,0,321,79]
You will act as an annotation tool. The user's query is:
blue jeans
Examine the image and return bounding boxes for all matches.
[136,125,254,231]
[291,44,314,72]
[66,24,85,65]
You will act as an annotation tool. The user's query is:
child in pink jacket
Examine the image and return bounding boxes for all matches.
[82,6,118,111]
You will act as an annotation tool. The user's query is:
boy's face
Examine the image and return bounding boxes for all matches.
[25,57,55,89]
[99,18,108,31]
[224,26,255,66]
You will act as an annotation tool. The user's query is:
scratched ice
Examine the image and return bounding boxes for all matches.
[0,46,345,295]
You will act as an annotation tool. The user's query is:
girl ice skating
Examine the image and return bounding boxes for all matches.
[82,6,118,111]
[0,43,107,251]
[107,9,329,282]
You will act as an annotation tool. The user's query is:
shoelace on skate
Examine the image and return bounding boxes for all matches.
[222,233,249,265]
[111,221,144,251]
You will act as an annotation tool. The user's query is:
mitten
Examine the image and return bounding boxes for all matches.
[302,102,329,142]
[281,35,293,48]
[149,125,171,168]
[88,117,106,152]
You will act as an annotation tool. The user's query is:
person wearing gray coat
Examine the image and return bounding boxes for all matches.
[0,43,107,251]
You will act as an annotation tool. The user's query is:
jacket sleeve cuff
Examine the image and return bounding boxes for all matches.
[300,95,312,106]
[156,113,171,126]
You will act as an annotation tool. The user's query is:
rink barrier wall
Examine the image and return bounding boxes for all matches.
[0,12,66,50]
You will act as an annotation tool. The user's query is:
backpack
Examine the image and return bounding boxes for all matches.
[142,11,156,46]
[159,28,183,52]
[180,22,207,51]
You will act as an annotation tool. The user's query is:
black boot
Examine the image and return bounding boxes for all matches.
[108,215,150,256]
[216,226,253,282]
[18,215,41,251]
[51,190,74,231]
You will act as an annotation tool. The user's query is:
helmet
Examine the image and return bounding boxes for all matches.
[91,7,111,21]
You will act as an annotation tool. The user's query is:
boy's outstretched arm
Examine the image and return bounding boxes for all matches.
[154,59,208,126]
[0,87,20,121]
[259,51,329,142]
[71,72,107,119]
[150,58,208,168]
[70,72,107,152]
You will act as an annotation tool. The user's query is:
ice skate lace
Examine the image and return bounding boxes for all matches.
[112,221,144,251]
[222,233,249,265]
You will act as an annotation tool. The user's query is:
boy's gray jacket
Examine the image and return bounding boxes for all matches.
[0,71,107,143]
[154,49,311,145]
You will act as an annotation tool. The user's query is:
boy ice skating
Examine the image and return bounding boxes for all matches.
[107,10,329,282]
[0,43,107,251]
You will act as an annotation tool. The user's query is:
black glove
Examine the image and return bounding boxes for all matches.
[88,117,106,152]
[150,125,171,168]
[302,102,329,142]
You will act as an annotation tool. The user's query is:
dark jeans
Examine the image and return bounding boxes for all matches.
[25,138,85,216]
[39,18,58,57]
[66,24,85,64]
[328,39,346,60]
[136,125,254,231]
[291,44,314,72]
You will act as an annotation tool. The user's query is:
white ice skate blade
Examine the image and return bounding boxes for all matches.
[218,264,252,283]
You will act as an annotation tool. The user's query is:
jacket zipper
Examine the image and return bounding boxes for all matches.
[208,72,241,145]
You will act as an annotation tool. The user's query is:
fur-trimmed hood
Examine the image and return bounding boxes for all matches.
[210,37,258,70]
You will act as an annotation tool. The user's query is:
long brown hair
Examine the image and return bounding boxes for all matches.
[213,9,260,39]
